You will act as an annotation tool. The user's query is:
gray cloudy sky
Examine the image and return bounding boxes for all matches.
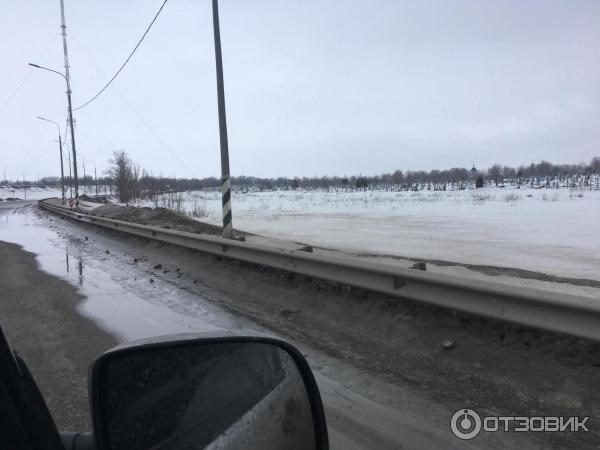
[1,0,599,180]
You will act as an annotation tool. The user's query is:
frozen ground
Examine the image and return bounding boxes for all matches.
[141,187,600,281]
[0,185,62,201]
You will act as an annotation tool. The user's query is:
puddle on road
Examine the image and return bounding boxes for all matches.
[0,205,257,342]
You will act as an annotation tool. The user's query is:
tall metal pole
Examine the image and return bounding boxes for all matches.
[60,0,79,196]
[37,117,66,202]
[212,0,233,238]
[58,134,65,201]
[67,151,72,198]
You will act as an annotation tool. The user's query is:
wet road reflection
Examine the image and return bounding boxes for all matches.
[0,204,258,341]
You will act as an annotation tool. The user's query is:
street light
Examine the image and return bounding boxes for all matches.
[66,150,73,198]
[21,171,29,200]
[86,160,99,196]
[28,62,79,196]
[37,116,66,202]
[74,151,99,197]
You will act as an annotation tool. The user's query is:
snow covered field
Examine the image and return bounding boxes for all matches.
[154,187,600,281]
[0,186,63,201]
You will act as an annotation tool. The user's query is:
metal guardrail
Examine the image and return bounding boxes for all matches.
[39,199,600,341]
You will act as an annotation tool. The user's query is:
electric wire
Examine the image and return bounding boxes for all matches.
[73,0,168,111]
[70,34,195,177]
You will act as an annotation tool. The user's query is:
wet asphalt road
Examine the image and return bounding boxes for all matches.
[0,226,117,431]
[0,200,115,432]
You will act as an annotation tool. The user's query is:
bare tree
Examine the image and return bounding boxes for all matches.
[108,150,136,203]
[131,162,142,201]
[488,164,503,185]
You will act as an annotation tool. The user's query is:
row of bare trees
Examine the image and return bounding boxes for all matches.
[39,153,599,197]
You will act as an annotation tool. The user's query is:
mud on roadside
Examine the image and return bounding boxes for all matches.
[89,204,250,237]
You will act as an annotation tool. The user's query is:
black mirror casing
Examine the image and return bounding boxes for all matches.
[0,325,63,450]
[89,333,329,450]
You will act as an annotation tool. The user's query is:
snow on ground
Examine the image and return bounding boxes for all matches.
[147,187,600,281]
[0,185,63,201]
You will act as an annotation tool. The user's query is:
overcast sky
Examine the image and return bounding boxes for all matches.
[1,0,599,180]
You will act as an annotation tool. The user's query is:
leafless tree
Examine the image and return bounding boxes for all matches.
[488,164,503,185]
[108,150,136,203]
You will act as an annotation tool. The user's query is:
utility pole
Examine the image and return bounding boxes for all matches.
[94,166,98,196]
[67,151,73,198]
[37,117,66,202]
[59,137,65,201]
[82,159,86,195]
[60,0,79,196]
[212,0,233,238]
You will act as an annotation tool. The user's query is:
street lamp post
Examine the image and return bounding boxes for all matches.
[83,159,99,196]
[211,0,234,238]
[67,151,72,198]
[22,172,28,200]
[28,63,79,196]
[37,116,66,202]
[82,159,86,195]
[87,161,98,196]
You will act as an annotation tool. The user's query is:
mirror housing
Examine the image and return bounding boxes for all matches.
[89,333,329,450]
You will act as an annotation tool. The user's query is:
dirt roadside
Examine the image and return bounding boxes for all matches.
[0,241,117,431]
[89,204,246,236]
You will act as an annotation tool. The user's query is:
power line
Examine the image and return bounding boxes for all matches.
[73,0,168,111]
[70,34,196,178]
[109,88,195,177]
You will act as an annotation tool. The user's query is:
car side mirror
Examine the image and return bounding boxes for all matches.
[89,334,329,450]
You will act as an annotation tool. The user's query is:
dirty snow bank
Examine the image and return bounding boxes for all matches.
[90,204,229,236]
